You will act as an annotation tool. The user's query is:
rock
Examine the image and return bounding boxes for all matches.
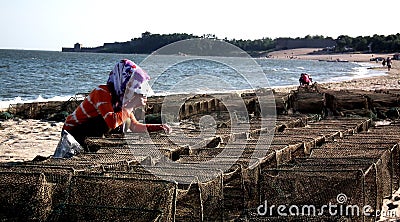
[386,107,400,120]
[0,112,13,120]
[206,136,222,148]
[47,111,69,122]
[32,155,50,162]
[387,203,398,210]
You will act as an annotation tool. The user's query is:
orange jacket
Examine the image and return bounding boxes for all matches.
[63,85,164,134]
[63,85,129,131]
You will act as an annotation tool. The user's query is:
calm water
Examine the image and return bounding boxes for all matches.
[0,49,385,108]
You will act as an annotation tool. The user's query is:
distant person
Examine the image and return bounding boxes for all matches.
[53,59,171,158]
[382,59,386,67]
[387,57,392,71]
[299,73,312,86]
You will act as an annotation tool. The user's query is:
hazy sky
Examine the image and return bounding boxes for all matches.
[1,0,397,51]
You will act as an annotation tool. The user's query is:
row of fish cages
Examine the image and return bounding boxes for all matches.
[0,114,380,221]
[247,121,400,222]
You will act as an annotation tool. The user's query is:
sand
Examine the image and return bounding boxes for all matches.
[267,48,395,63]
[0,119,63,162]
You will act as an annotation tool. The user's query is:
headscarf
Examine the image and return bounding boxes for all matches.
[107,59,150,110]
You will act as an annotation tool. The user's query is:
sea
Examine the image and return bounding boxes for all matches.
[0,49,386,109]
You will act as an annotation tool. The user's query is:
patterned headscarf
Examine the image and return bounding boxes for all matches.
[107,59,150,110]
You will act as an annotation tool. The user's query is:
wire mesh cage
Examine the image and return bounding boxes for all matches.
[0,171,52,221]
[257,161,378,221]
[61,175,178,222]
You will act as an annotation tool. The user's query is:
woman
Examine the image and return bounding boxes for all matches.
[53,59,171,158]
[299,73,312,86]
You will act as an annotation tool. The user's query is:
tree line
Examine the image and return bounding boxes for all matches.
[95,32,400,55]
[335,34,400,53]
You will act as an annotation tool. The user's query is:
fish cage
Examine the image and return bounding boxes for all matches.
[255,158,383,222]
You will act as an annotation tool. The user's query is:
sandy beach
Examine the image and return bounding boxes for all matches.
[0,48,399,163]
[269,48,400,93]
[0,119,63,162]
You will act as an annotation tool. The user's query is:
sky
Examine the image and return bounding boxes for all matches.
[1,0,398,51]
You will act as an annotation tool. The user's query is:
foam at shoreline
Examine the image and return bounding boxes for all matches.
[0,95,73,110]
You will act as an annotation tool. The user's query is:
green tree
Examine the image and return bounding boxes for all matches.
[336,35,352,52]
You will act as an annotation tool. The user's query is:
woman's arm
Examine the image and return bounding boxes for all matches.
[129,112,171,133]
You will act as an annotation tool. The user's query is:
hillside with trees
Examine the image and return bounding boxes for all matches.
[63,32,400,55]
[335,34,400,53]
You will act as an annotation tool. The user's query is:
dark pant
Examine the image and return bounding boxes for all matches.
[66,116,109,151]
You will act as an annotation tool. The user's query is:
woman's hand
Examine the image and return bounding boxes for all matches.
[129,122,172,134]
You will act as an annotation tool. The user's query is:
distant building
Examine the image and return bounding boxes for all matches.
[275,38,337,50]
[73,43,81,52]
[62,41,135,53]
[62,43,82,52]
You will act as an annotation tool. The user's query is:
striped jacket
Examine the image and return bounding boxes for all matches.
[63,85,128,131]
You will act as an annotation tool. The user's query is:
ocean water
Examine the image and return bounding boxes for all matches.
[0,49,385,108]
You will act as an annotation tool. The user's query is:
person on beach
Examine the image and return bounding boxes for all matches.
[299,73,312,86]
[387,57,392,71]
[53,59,171,158]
